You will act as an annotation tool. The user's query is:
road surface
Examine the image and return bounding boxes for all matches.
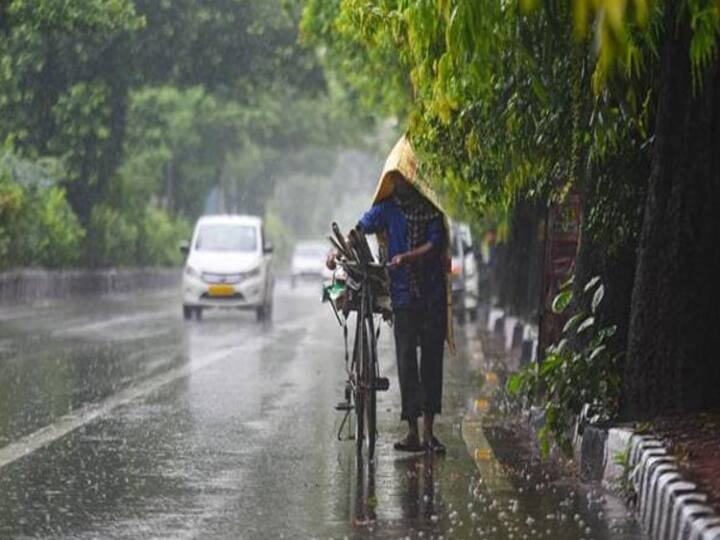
[0,282,642,538]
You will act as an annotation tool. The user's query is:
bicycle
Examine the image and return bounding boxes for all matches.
[323,222,391,462]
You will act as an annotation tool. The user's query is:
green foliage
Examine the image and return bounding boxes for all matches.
[301,0,412,118]
[301,0,717,239]
[85,205,140,268]
[31,187,85,267]
[136,207,191,267]
[0,0,355,268]
[611,442,639,504]
[264,210,294,269]
[507,276,622,457]
[0,149,84,269]
[84,203,190,268]
[121,85,242,218]
[302,0,586,228]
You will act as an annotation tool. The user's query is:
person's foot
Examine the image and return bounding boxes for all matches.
[393,433,424,452]
[424,435,446,454]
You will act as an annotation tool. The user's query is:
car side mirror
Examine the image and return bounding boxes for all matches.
[263,241,274,254]
[179,241,190,256]
[463,242,473,256]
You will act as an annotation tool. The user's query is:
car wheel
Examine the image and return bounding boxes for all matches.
[469,308,478,322]
[456,309,466,326]
[183,305,193,320]
[256,305,266,322]
[194,307,203,321]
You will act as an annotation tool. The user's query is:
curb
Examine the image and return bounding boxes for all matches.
[577,427,720,539]
[482,304,720,538]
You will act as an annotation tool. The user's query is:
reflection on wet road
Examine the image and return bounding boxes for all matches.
[0,284,642,538]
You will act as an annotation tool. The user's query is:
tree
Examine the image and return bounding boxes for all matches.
[303,0,720,420]
[621,3,720,419]
[0,0,357,268]
[0,0,142,222]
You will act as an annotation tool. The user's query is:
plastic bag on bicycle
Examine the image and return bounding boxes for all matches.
[322,276,391,318]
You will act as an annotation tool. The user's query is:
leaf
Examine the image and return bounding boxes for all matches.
[558,274,575,291]
[588,345,606,362]
[552,290,573,314]
[584,276,601,292]
[591,284,605,313]
[541,353,562,374]
[538,425,551,458]
[577,316,595,333]
[507,373,522,395]
[563,313,585,333]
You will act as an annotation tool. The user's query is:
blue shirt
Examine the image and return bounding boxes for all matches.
[358,198,446,308]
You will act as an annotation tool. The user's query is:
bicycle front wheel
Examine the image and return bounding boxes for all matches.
[364,313,378,462]
[353,311,365,457]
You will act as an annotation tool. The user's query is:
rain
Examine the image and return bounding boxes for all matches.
[2,1,718,539]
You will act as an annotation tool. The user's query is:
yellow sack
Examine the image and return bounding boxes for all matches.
[371,135,455,353]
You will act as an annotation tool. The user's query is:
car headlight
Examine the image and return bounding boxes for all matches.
[242,266,261,279]
[185,265,201,278]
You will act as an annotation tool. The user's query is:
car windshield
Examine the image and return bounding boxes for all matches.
[295,244,326,258]
[195,224,257,252]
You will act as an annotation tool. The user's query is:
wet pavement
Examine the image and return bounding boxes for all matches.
[0,283,643,538]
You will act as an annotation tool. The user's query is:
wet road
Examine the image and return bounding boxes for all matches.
[0,283,642,539]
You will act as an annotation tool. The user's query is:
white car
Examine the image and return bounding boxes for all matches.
[180,215,274,322]
[290,241,333,287]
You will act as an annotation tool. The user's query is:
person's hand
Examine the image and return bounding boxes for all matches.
[389,253,406,268]
[325,250,338,270]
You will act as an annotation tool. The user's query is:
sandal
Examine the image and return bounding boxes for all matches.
[393,435,424,452]
[425,436,447,454]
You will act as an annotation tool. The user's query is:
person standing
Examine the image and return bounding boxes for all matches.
[328,157,450,453]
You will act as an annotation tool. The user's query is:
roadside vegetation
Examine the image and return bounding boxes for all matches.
[0,0,361,269]
[301,0,720,433]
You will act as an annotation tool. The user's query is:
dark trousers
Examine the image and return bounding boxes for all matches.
[393,302,446,421]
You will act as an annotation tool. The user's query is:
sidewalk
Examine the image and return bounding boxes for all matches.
[456,318,642,539]
[480,305,720,539]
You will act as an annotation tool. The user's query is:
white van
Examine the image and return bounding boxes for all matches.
[180,215,274,322]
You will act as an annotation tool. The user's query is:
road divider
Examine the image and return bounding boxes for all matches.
[0,268,181,305]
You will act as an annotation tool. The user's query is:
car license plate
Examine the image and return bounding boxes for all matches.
[208,284,235,297]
